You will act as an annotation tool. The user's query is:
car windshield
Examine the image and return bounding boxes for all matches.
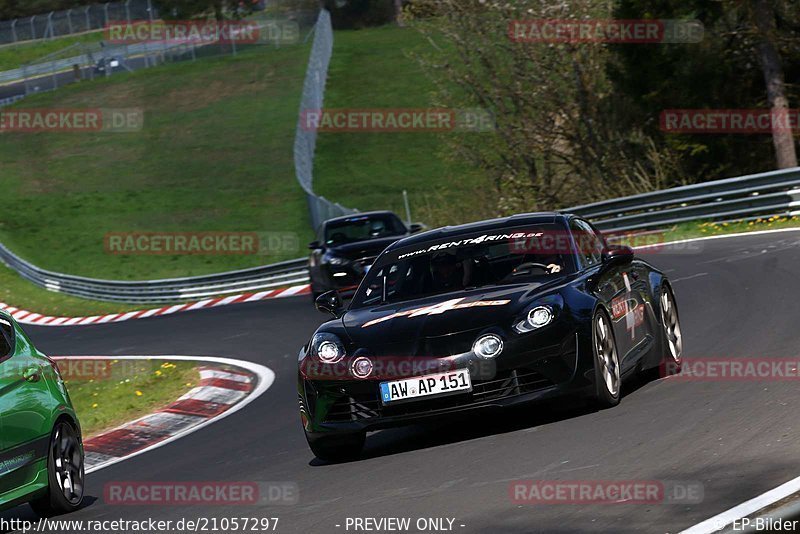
[324,214,407,246]
[351,224,577,308]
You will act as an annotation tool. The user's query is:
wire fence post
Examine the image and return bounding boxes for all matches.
[10,19,16,43]
[104,3,110,28]
[85,6,91,32]
[50,56,58,89]
[30,15,36,40]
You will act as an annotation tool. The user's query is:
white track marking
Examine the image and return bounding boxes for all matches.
[178,385,246,404]
[633,226,800,251]
[670,272,709,283]
[79,355,275,474]
[199,368,253,383]
[680,476,800,533]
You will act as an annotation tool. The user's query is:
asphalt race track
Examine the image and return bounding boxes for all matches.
[4,229,800,533]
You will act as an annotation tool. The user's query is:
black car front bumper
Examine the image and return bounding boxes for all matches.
[299,328,596,439]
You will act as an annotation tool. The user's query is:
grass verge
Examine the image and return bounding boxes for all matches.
[624,215,800,245]
[313,25,494,228]
[0,31,106,72]
[0,43,312,282]
[64,358,199,437]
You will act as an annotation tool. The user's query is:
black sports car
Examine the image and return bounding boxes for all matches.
[298,212,683,461]
[308,211,423,299]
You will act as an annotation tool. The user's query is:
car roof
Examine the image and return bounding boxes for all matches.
[322,211,401,226]
[384,212,573,252]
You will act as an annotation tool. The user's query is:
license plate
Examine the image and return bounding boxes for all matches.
[380,369,472,405]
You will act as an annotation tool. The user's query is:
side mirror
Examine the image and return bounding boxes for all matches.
[602,245,634,265]
[315,290,343,317]
[308,241,321,250]
[409,223,425,234]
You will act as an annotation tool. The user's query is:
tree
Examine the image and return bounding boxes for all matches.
[751,0,797,168]
[406,0,685,213]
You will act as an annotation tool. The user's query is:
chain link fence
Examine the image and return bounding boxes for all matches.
[293,9,357,231]
[0,0,157,45]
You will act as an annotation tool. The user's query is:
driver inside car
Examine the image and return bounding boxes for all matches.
[509,255,563,277]
[430,253,467,291]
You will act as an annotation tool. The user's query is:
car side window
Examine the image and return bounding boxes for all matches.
[570,219,605,268]
[0,316,15,362]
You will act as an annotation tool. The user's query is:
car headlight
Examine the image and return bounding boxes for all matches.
[325,255,348,265]
[514,305,554,333]
[312,333,346,363]
[473,334,504,359]
[350,356,374,378]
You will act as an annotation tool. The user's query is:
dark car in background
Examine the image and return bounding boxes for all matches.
[308,211,423,299]
[298,212,683,461]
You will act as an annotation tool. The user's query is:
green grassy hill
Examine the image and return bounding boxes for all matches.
[313,26,491,228]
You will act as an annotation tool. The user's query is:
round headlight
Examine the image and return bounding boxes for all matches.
[350,356,373,379]
[317,340,343,363]
[528,306,553,328]
[473,334,504,359]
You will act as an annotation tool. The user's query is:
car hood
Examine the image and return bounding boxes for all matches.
[327,236,404,261]
[341,283,557,354]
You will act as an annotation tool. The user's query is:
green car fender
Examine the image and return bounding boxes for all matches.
[0,312,82,510]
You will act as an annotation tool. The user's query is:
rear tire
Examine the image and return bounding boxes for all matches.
[30,421,84,517]
[592,309,621,408]
[306,431,365,462]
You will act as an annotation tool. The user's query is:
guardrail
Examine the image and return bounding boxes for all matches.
[0,166,796,304]
[0,241,309,303]
[569,167,800,232]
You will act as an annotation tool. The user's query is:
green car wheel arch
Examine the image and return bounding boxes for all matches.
[0,311,85,516]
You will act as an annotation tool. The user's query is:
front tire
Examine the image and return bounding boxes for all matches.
[659,284,683,375]
[306,431,365,462]
[30,421,85,517]
[592,309,621,408]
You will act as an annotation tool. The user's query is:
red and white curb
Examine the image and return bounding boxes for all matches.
[0,284,310,327]
[67,355,276,474]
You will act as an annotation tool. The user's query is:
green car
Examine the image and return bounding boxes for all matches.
[0,311,85,515]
